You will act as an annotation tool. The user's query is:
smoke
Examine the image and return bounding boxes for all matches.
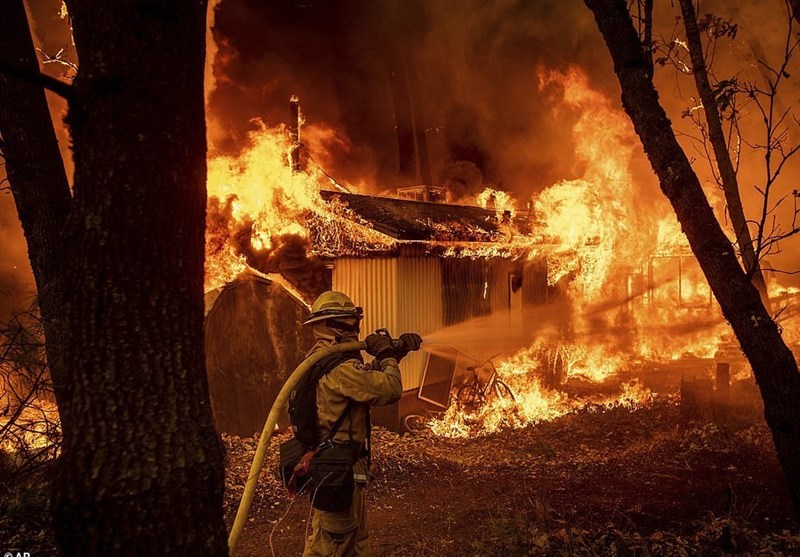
[206,195,331,299]
[206,0,618,195]
[205,0,223,149]
[2,0,798,319]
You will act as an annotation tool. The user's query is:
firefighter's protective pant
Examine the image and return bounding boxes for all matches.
[303,482,368,557]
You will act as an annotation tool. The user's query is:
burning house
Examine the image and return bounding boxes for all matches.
[320,189,549,426]
[203,66,799,440]
[205,185,549,434]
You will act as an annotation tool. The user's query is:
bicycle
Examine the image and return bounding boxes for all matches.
[456,353,515,411]
[402,354,516,434]
[402,409,443,435]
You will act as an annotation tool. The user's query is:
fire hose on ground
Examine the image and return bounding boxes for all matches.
[227,340,366,553]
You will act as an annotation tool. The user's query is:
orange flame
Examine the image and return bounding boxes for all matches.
[201,72,798,438]
[204,120,395,290]
[429,344,653,439]
[428,67,736,436]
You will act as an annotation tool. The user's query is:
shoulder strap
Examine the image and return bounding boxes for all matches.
[313,351,361,447]
[324,399,353,446]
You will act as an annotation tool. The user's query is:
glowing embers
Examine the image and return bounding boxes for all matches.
[0,399,60,453]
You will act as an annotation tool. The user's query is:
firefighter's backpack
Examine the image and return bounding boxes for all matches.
[287,351,361,446]
[277,350,361,511]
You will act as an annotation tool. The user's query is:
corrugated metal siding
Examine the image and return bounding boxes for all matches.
[332,257,443,390]
[489,258,513,313]
[441,258,491,325]
[333,258,399,340]
[396,258,443,388]
[487,258,519,356]
[522,257,549,305]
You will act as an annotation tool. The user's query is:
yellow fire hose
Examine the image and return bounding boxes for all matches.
[227,340,367,553]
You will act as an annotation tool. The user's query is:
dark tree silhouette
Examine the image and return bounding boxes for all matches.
[582,0,800,516]
[0,1,228,554]
[0,0,71,407]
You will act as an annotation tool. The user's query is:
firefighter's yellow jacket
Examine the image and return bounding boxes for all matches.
[303,324,402,555]
[310,324,402,452]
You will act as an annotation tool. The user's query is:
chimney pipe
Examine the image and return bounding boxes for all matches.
[289,95,301,173]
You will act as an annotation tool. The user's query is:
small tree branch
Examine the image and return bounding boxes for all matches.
[0,58,73,100]
[678,0,769,303]
[36,47,78,77]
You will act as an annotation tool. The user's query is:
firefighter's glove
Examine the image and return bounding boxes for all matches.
[365,333,395,360]
[393,332,423,361]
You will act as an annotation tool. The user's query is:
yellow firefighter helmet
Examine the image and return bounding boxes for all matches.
[303,291,364,326]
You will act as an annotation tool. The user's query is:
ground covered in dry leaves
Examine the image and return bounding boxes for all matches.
[225,400,798,556]
[2,400,798,555]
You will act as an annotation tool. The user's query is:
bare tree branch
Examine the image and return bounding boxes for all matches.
[0,58,73,100]
[678,0,770,304]
[36,47,78,79]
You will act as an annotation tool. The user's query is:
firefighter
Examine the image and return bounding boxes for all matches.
[301,291,422,557]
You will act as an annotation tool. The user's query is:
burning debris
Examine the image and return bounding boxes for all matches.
[0,308,60,479]
[427,345,654,439]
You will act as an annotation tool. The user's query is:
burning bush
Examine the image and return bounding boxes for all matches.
[0,306,60,482]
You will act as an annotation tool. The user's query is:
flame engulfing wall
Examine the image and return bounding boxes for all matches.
[421,69,735,437]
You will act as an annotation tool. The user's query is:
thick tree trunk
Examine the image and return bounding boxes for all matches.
[0,0,72,404]
[642,0,653,72]
[53,2,228,555]
[583,0,800,516]
[678,0,770,309]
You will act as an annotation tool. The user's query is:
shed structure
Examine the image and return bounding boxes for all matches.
[204,191,549,435]
[319,191,549,426]
[204,270,313,436]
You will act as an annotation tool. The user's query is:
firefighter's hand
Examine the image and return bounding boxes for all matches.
[399,333,423,352]
[393,333,423,361]
[364,333,394,360]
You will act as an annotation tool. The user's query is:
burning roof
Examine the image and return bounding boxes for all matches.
[318,190,534,244]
